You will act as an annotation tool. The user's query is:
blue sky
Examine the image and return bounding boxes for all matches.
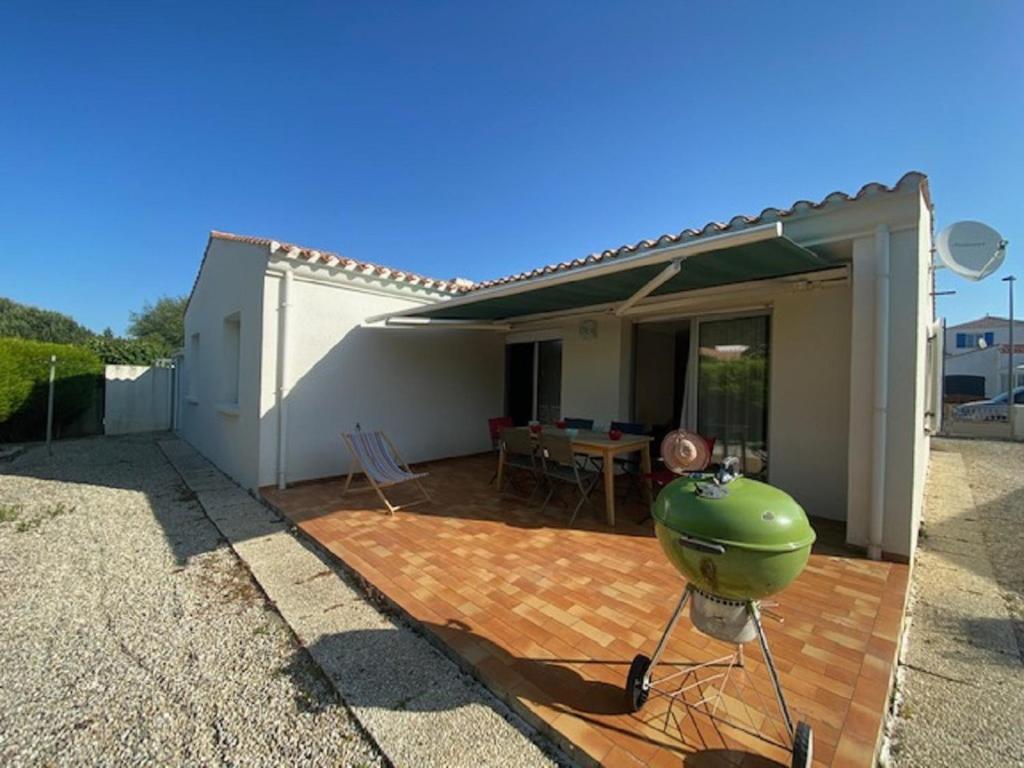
[1,1,1020,333]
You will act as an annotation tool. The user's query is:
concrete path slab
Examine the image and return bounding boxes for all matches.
[888,443,1024,767]
[158,437,559,768]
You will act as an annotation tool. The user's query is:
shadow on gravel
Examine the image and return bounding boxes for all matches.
[0,434,227,565]
[927,439,1024,663]
[283,621,779,767]
[953,617,1024,668]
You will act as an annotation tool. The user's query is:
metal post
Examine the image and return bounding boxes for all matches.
[1005,276,1017,439]
[46,355,56,455]
[940,317,948,431]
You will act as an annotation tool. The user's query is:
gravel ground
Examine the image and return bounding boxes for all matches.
[889,438,1024,767]
[954,438,1024,654]
[0,434,383,768]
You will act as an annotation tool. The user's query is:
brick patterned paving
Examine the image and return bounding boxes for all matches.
[262,455,908,768]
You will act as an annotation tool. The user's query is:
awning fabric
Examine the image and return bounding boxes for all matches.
[395,236,838,322]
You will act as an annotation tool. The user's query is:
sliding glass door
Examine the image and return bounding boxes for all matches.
[505,339,562,425]
[696,315,769,478]
[536,339,562,424]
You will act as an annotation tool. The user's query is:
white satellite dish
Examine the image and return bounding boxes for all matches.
[936,220,1007,281]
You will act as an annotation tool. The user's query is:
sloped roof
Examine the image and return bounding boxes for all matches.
[464,171,929,293]
[191,171,929,308]
[948,314,1024,331]
[209,231,468,294]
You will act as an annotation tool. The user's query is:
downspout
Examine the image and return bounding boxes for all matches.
[868,224,890,560]
[276,269,293,490]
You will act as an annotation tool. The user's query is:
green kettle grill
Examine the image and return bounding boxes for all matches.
[625,454,817,768]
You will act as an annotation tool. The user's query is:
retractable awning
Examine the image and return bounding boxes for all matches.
[371,222,843,325]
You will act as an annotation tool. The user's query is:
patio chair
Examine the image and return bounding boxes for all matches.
[487,416,515,484]
[341,429,431,515]
[539,433,599,525]
[638,434,717,523]
[562,417,594,430]
[499,427,543,501]
[609,420,649,498]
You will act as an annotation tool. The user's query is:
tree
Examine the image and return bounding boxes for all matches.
[0,297,94,345]
[87,335,169,365]
[128,296,187,352]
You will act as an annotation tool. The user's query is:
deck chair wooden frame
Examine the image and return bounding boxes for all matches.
[341,430,432,515]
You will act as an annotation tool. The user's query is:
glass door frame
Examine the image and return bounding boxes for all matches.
[504,331,564,424]
[684,309,773,481]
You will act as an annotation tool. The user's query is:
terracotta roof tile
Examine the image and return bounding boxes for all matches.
[208,231,465,294]
[191,171,928,309]
[463,171,930,293]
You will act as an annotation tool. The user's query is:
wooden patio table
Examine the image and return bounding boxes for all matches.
[495,426,653,526]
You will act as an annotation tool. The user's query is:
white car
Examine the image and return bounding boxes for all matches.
[954,386,1024,421]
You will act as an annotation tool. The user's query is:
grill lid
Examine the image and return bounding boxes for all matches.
[652,474,816,553]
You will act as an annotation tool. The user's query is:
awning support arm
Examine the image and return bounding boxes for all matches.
[377,317,512,331]
[615,259,684,316]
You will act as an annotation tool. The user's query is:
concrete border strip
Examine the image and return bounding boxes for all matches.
[157,436,560,768]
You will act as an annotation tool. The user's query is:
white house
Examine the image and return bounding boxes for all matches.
[180,171,939,562]
[944,315,1024,397]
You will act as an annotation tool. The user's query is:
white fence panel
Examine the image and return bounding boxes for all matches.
[104,365,173,435]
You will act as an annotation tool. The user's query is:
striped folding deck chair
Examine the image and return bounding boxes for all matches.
[341,430,431,514]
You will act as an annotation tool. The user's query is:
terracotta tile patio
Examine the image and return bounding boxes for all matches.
[262,454,909,768]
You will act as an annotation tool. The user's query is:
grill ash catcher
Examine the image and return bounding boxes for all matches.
[626,443,817,768]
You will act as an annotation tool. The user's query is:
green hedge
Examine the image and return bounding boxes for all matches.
[0,338,103,442]
[87,335,169,365]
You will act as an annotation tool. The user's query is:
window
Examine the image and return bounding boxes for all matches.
[187,333,200,402]
[221,313,241,409]
[956,331,994,349]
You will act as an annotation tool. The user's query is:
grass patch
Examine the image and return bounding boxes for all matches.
[0,504,21,523]
[14,502,75,533]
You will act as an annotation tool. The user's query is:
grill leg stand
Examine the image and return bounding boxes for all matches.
[749,601,796,740]
[645,585,693,686]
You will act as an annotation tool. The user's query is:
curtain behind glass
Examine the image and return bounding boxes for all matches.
[696,316,769,478]
[536,339,562,424]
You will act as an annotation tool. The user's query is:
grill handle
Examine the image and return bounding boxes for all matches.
[678,534,726,555]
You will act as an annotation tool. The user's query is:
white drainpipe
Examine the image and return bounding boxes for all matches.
[868,224,890,560]
[276,269,293,490]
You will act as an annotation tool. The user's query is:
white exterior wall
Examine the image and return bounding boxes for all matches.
[507,313,633,424]
[908,197,934,557]
[562,314,633,420]
[258,264,504,488]
[180,240,266,490]
[769,285,852,520]
[842,192,932,559]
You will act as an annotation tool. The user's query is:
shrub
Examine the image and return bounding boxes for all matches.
[0,338,103,442]
[87,335,169,365]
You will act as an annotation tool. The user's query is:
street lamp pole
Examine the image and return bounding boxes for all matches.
[1004,275,1017,440]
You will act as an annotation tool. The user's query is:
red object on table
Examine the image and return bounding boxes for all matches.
[487,416,514,443]
[529,423,543,434]
[556,419,567,429]
[608,428,623,441]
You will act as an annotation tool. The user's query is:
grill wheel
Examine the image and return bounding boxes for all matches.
[625,654,651,712]
[791,721,813,768]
